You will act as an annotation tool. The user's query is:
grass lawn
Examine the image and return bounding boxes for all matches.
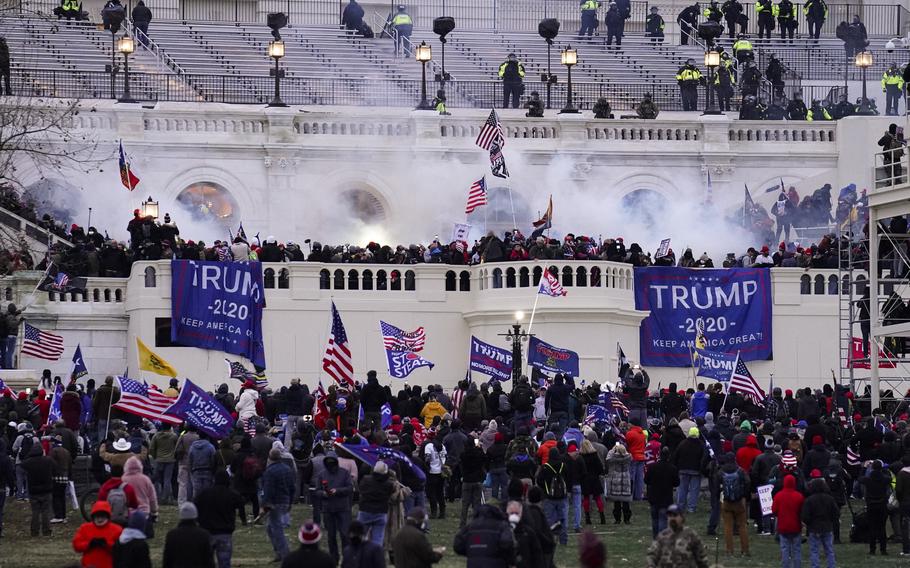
[1,498,907,568]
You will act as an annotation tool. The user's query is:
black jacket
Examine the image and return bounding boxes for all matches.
[21,448,54,495]
[391,522,443,568]
[644,460,679,507]
[461,443,488,484]
[358,472,394,514]
[162,520,215,568]
[283,544,336,568]
[342,540,386,568]
[801,478,839,533]
[285,384,313,416]
[113,537,152,568]
[195,480,245,535]
[360,379,389,412]
[453,505,515,568]
[131,3,152,25]
[672,438,705,472]
[860,469,892,507]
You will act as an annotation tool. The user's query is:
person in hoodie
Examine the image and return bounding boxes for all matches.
[73,501,124,568]
[660,383,686,423]
[689,384,709,419]
[672,427,704,513]
[188,433,217,497]
[213,383,236,414]
[112,511,152,568]
[358,460,395,544]
[318,454,354,563]
[645,447,679,538]
[342,520,385,568]
[22,443,54,536]
[801,476,838,568]
[121,456,158,537]
[195,469,245,568]
[459,383,487,432]
[163,502,215,568]
[453,503,515,568]
[860,459,892,555]
[360,371,390,433]
[802,436,830,477]
[716,452,750,556]
[771,475,804,568]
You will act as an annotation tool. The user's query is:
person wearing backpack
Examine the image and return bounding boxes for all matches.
[98,470,140,526]
[12,422,35,499]
[188,434,217,497]
[150,423,178,504]
[174,425,200,506]
[21,443,54,536]
[459,384,487,432]
[537,447,569,545]
[605,443,633,524]
[510,378,535,434]
[229,437,262,523]
[716,453,750,556]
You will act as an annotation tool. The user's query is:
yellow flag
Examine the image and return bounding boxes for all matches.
[136,337,177,378]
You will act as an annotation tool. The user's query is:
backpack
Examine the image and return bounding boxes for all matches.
[16,434,33,461]
[241,455,263,481]
[722,469,745,502]
[513,385,533,412]
[107,482,129,525]
[498,394,511,413]
[543,463,567,499]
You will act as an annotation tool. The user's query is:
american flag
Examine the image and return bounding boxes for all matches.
[837,406,852,428]
[846,444,860,466]
[728,354,766,406]
[225,359,268,389]
[584,404,611,426]
[475,109,504,150]
[21,323,64,360]
[0,378,14,397]
[538,270,567,297]
[113,376,182,424]
[380,321,426,352]
[323,302,355,388]
[53,273,69,289]
[464,177,488,215]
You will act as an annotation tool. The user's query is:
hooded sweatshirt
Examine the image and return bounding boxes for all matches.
[121,456,158,515]
[771,475,804,535]
[72,501,124,568]
[736,435,762,472]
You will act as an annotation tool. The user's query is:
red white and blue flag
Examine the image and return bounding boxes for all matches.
[538,270,567,297]
[21,323,64,361]
[728,353,766,406]
[113,376,182,424]
[465,177,488,215]
[323,302,355,388]
[119,140,140,191]
[380,321,426,352]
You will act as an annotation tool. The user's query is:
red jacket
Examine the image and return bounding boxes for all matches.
[735,435,762,472]
[72,501,123,568]
[98,477,139,510]
[537,440,558,464]
[771,475,805,535]
[626,426,646,461]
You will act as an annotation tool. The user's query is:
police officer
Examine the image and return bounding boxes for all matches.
[882,62,904,116]
[592,97,613,118]
[636,93,659,119]
[739,95,765,120]
[525,91,544,117]
[390,5,413,56]
[676,58,703,111]
[755,0,774,39]
[807,99,832,121]
[765,96,788,120]
[732,34,753,64]
[787,91,808,119]
[645,6,665,44]
[60,0,81,20]
[777,0,796,41]
[703,0,723,22]
[676,3,700,45]
[831,93,856,119]
[766,53,785,99]
[721,0,744,38]
[803,0,827,40]
[604,2,624,47]
[714,52,735,111]
[740,60,761,98]
[498,53,525,109]
[578,0,600,39]
[432,89,450,115]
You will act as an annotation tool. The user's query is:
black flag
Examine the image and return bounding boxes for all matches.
[489,141,509,178]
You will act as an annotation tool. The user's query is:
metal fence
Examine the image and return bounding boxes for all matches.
[754,47,909,81]
[9,67,841,112]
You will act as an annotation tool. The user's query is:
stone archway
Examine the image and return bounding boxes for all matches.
[175,181,240,227]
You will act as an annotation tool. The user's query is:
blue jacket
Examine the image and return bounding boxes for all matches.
[261,461,296,507]
[690,391,709,418]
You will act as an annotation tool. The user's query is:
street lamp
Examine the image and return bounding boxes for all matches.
[141,196,159,219]
[559,45,579,114]
[500,310,531,382]
[415,41,433,110]
[267,40,287,108]
[117,35,136,103]
[702,50,721,115]
[855,51,875,115]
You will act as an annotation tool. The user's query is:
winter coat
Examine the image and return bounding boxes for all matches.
[801,478,839,534]
[150,430,177,463]
[580,452,604,495]
[672,437,705,473]
[605,449,632,501]
[236,389,259,420]
[60,390,83,431]
[283,544,336,568]
[342,540,385,568]
[453,505,515,568]
[262,461,296,507]
[391,522,443,568]
[359,471,394,514]
[162,520,215,568]
[121,456,158,515]
[318,465,354,512]
[22,446,54,495]
[771,475,804,534]
[72,502,124,568]
[195,476,244,535]
[112,533,152,568]
[645,459,679,507]
[625,426,646,461]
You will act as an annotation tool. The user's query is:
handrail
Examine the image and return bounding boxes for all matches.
[123,16,186,75]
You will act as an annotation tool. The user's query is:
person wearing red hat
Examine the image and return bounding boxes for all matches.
[772,474,804,568]
[754,245,774,267]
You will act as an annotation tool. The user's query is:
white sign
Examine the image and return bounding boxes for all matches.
[757,483,774,516]
[452,223,471,242]
[657,238,671,258]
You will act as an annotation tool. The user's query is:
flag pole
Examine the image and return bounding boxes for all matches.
[686,341,698,391]
[524,282,542,377]
[507,186,517,230]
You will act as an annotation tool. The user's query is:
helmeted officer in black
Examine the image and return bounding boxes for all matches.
[498,53,526,109]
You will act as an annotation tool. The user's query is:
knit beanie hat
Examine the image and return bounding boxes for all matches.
[298,520,322,544]
[179,502,198,521]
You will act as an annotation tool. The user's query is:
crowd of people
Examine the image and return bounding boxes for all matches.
[2,369,910,568]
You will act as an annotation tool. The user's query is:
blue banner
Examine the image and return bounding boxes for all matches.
[634,267,772,366]
[380,403,392,429]
[166,379,233,439]
[71,345,88,379]
[46,383,63,425]
[528,336,580,377]
[385,350,435,379]
[695,348,737,381]
[171,260,266,368]
[469,336,513,382]
[339,443,426,481]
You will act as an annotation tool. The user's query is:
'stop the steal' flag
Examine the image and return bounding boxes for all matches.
[166,378,234,439]
[528,336,580,377]
[386,350,435,379]
[469,335,513,382]
[170,260,266,368]
[634,267,772,367]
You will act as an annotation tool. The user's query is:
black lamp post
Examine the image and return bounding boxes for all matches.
[560,45,579,113]
[117,35,136,103]
[268,40,287,108]
[433,17,454,100]
[702,50,721,115]
[415,41,433,110]
[855,51,875,115]
[499,311,531,381]
[538,18,560,110]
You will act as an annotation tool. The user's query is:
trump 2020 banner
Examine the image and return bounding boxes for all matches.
[528,336,580,377]
[166,379,233,439]
[634,267,772,366]
[469,336,513,382]
[171,260,266,368]
[694,348,738,381]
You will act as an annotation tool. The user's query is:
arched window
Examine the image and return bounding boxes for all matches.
[278,268,290,289]
[813,274,825,295]
[506,267,517,288]
[333,269,345,290]
[532,266,543,286]
[176,181,240,226]
[362,269,374,290]
[319,269,330,290]
[800,274,811,295]
[827,274,838,295]
[561,266,573,287]
[104,289,111,302]
[519,267,530,288]
[445,270,456,291]
[576,266,588,287]
[144,267,156,288]
[390,270,402,291]
[348,270,360,290]
[590,266,602,287]
[263,268,276,289]
[114,289,122,302]
[459,271,471,291]
[492,268,503,289]
[405,270,416,291]
[377,270,388,291]
[93,289,100,302]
